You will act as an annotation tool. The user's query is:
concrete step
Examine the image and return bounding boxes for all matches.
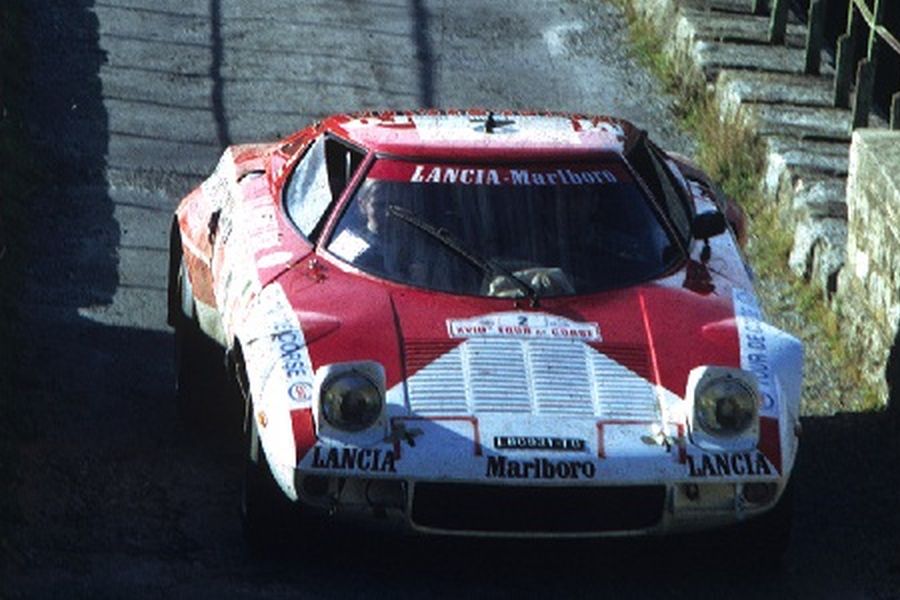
[744,102,854,140]
[717,70,836,109]
[681,0,802,22]
[692,40,818,79]
[682,8,808,47]
[765,135,851,179]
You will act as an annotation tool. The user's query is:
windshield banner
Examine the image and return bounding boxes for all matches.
[367,161,632,186]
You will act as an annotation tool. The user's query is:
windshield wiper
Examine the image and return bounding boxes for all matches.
[387,204,540,306]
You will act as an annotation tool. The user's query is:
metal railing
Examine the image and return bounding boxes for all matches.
[752,0,900,130]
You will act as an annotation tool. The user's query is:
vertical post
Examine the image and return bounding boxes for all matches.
[864,0,886,105]
[834,34,854,107]
[852,59,875,130]
[834,3,862,108]
[752,0,768,16]
[891,92,900,131]
[805,0,825,75]
[868,0,885,59]
[769,0,790,44]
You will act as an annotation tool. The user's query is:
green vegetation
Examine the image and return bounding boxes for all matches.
[614,1,879,412]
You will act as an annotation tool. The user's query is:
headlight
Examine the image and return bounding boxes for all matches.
[694,374,758,436]
[320,372,384,432]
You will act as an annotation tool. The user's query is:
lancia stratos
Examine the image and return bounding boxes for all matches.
[168,110,802,551]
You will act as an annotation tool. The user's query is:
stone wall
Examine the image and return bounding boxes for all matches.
[835,130,900,407]
[624,0,900,409]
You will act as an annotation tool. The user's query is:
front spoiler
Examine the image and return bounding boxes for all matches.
[288,469,788,539]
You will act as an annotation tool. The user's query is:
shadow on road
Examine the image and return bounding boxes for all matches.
[208,412,900,599]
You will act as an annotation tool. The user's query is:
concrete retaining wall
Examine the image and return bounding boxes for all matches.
[836,130,900,405]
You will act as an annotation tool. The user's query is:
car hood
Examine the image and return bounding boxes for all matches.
[277,264,743,415]
[255,258,804,479]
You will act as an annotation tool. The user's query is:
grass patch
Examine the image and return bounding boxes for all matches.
[613,0,879,412]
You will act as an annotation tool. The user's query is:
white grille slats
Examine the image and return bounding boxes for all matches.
[405,338,660,420]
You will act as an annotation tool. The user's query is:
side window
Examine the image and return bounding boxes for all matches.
[325,137,366,200]
[649,142,693,239]
[626,137,691,243]
[283,135,366,241]
[284,135,331,239]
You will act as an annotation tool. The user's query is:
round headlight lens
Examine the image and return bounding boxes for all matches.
[695,376,757,436]
[321,372,383,431]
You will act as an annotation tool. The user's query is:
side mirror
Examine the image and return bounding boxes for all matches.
[691,211,727,263]
[691,211,727,240]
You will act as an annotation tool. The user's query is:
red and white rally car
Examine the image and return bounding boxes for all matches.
[168,110,802,550]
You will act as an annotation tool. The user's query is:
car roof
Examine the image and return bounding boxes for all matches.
[320,110,644,162]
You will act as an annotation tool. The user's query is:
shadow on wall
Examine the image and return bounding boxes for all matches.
[6,0,174,572]
[209,0,231,147]
[22,0,117,307]
[410,0,435,108]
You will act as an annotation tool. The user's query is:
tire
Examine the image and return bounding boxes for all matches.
[240,392,297,552]
[735,480,795,561]
[174,259,203,421]
[173,257,223,425]
[699,480,794,566]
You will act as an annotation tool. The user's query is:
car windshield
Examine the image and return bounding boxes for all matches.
[326,159,680,297]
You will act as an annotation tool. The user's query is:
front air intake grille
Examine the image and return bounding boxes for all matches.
[405,338,660,420]
[410,483,665,533]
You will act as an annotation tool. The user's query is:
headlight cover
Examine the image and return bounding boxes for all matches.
[695,375,757,436]
[321,372,383,431]
[314,361,386,441]
[687,366,760,451]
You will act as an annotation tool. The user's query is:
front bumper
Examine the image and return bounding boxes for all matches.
[288,412,790,538]
[290,469,787,539]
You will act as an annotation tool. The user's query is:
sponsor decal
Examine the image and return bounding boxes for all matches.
[485,456,596,480]
[311,446,397,473]
[288,381,312,403]
[408,165,620,186]
[507,168,618,186]
[733,289,777,412]
[448,312,601,341]
[201,151,239,213]
[494,436,585,452]
[271,325,309,378]
[366,159,632,186]
[246,200,281,251]
[686,451,773,478]
[411,165,501,185]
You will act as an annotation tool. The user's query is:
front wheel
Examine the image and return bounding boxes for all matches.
[174,258,212,423]
[240,400,297,552]
[735,480,795,560]
[172,257,233,428]
[697,480,794,566]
